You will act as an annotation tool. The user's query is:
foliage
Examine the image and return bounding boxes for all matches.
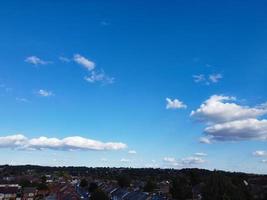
[80,178,88,188]
[143,179,156,192]
[117,175,131,188]
[19,178,32,188]
[88,182,98,193]
[90,189,109,200]
[202,171,252,200]
[170,176,191,200]
[37,183,48,190]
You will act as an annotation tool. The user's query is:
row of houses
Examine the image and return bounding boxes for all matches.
[97,182,168,200]
[0,182,80,200]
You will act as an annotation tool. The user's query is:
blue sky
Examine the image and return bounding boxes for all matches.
[0,0,267,173]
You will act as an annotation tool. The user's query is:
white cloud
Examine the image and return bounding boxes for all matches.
[0,134,127,151]
[128,150,137,154]
[194,152,207,157]
[163,155,206,167]
[193,74,205,83]
[193,74,223,84]
[199,136,212,144]
[209,74,223,83]
[59,56,71,63]
[163,157,177,163]
[0,134,27,148]
[84,70,114,84]
[38,89,54,97]
[166,98,187,109]
[73,54,95,71]
[163,157,181,167]
[182,156,206,165]
[204,118,267,141]
[16,97,30,103]
[120,158,131,162]
[25,56,49,65]
[192,95,267,143]
[191,95,267,124]
[253,150,267,157]
[73,53,114,85]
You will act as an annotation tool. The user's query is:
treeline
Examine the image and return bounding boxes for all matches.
[1,165,267,199]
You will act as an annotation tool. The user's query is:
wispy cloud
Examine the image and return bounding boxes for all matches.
[59,56,71,63]
[0,83,12,93]
[166,98,187,109]
[16,97,30,103]
[181,156,206,165]
[73,54,95,71]
[199,136,212,144]
[209,74,223,83]
[84,70,114,85]
[100,20,111,26]
[193,73,223,85]
[73,53,114,85]
[194,152,208,157]
[120,158,131,162]
[25,56,50,65]
[0,134,127,151]
[128,150,137,154]
[193,74,206,83]
[163,157,178,164]
[163,154,206,168]
[37,89,54,97]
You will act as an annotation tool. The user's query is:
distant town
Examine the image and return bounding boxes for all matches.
[0,165,266,200]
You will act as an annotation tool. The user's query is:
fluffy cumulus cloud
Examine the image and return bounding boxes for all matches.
[191,95,267,142]
[191,95,267,123]
[166,98,187,109]
[253,150,267,157]
[25,56,49,65]
[38,89,54,97]
[73,54,95,71]
[204,119,267,141]
[0,134,127,151]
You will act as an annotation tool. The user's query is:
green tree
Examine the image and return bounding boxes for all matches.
[37,183,48,190]
[202,171,251,200]
[90,189,109,200]
[88,182,98,193]
[80,178,88,188]
[144,180,156,192]
[170,177,191,200]
[19,178,31,188]
[117,175,131,188]
[41,175,47,184]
